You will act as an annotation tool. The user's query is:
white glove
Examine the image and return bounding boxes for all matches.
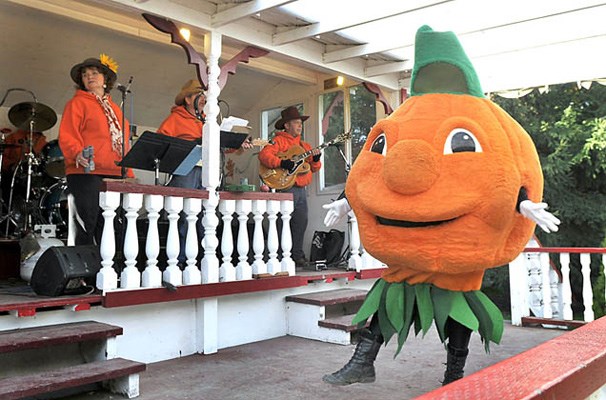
[519,200,561,233]
[322,198,352,227]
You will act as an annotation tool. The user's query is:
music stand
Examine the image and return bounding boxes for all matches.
[220,131,248,149]
[119,131,200,185]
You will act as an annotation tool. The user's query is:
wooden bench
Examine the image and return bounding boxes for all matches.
[0,321,146,399]
[286,288,368,345]
[415,316,606,400]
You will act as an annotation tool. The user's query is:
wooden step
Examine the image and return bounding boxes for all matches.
[318,313,369,332]
[0,357,146,400]
[0,321,123,353]
[285,288,368,306]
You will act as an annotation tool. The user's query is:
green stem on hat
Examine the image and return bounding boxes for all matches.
[353,279,504,357]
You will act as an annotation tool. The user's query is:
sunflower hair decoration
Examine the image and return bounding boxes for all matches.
[99,53,119,73]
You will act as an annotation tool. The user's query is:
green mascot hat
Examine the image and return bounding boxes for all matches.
[410,25,484,98]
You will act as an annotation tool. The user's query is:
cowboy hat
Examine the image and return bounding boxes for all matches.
[175,79,205,106]
[275,106,309,129]
[70,57,117,84]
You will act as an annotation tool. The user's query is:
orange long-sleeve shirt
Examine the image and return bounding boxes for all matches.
[258,131,321,187]
[59,90,133,177]
[157,105,203,142]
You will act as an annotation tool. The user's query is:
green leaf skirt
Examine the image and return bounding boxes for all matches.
[352,279,504,356]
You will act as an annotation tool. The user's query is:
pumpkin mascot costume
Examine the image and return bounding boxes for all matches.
[322,25,560,387]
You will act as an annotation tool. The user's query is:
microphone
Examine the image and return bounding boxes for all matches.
[82,145,95,173]
[117,76,134,93]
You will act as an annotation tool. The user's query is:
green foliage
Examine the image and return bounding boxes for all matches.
[493,83,606,248]
[493,83,606,316]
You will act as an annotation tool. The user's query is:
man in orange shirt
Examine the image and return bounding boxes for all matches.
[258,106,322,268]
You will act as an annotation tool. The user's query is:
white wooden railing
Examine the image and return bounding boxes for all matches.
[91,181,297,292]
[510,245,606,326]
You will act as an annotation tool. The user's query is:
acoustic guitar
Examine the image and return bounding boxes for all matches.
[259,131,351,190]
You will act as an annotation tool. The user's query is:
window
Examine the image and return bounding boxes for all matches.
[319,85,377,190]
[261,103,305,141]
[319,91,346,188]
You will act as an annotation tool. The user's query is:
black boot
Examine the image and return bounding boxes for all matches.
[442,343,469,385]
[322,328,383,385]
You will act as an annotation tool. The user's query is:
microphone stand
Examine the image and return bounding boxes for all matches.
[118,88,128,179]
[117,77,133,179]
[333,143,351,176]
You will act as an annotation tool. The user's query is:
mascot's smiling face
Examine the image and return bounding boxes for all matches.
[345,93,543,284]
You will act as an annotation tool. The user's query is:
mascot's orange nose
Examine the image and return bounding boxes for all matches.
[383,140,440,195]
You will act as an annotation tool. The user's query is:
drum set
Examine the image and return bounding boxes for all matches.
[0,101,68,240]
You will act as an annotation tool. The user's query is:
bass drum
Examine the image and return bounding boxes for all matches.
[39,180,68,238]
[42,139,65,179]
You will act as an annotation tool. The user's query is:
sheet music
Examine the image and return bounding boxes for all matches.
[220,116,249,132]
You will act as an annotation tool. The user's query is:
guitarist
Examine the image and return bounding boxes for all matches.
[259,106,322,269]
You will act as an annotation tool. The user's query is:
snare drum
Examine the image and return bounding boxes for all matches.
[42,139,65,178]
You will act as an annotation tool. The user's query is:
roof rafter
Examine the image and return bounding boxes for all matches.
[212,0,297,28]
[323,2,606,63]
[272,0,451,45]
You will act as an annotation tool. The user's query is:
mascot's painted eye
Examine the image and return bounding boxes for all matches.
[444,128,483,154]
[370,133,387,155]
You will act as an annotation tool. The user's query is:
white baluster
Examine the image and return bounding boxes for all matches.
[142,194,162,287]
[183,198,202,285]
[361,247,375,270]
[527,252,543,315]
[560,253,572,320]
[266,199,281,275]
[97,191,120,291]
[539,252,552,318]
[236,199,252,280]
[348,210,362,272]
[201,190,220,283]
[218,199,236,282]
[581,252,594,322]
[509,253,530,326]
[549,268,560,319]
[280,200,294,276]
[120,193,142,289]
[251,200,267,276]
[164,196,183,286]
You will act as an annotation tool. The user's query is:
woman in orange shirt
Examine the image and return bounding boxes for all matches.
[59,54,134,245]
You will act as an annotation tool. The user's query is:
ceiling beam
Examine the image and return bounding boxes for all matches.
[272,0,451,45]
[365,61,411,78]
[212,0,296,28]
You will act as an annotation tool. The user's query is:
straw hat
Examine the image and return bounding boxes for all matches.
[175,79,205,106]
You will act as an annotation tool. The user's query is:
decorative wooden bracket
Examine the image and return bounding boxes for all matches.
[218,46,269,90]
[143,13,269,91]
[362,82,394,115]
[143,13,209,89]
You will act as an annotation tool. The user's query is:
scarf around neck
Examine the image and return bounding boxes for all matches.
[93,93,123,156]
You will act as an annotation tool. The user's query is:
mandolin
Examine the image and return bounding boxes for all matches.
[259,131,351,190]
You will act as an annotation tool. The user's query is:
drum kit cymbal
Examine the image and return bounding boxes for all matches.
[0,101,67,242]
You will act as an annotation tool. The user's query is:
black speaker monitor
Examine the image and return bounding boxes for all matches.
[30,245,101,296]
